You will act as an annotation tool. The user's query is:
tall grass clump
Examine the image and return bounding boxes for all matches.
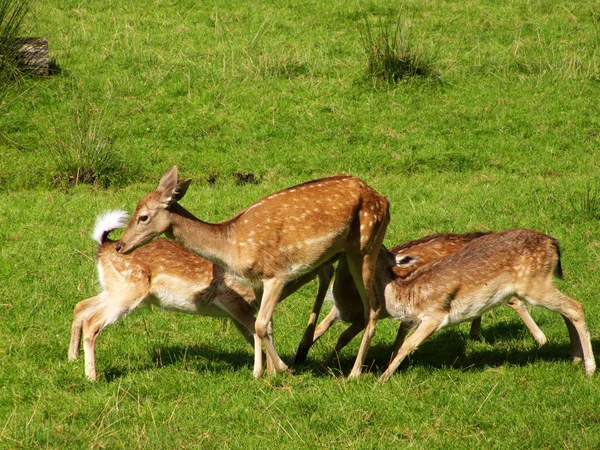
[360,11,437,84]
[0,0,27,100]
[570,183,600,220]
[49,104,126,187]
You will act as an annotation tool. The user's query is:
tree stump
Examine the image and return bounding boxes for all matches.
[14,37,50,76]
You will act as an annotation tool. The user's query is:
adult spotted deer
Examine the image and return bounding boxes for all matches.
[291,232,548,366]
[115,167,390,378]
[374,229,595,382]
[69,210,261,381]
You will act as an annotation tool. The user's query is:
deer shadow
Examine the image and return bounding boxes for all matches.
[102,344,255,382]
[102,321,598,381]
[317,321,600,376]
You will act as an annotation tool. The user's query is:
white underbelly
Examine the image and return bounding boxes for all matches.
[151,285,229,317]
[438,287,514,330]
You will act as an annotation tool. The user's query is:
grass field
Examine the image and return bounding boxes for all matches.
[2,0,600,447]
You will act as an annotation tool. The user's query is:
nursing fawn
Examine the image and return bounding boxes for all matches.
[292,232,547,366]
[378,229,595,382]
[69,210,258,381]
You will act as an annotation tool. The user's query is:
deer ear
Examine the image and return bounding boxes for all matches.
[157,166,179,191]
[172,178,192,201]
[160,178,192,206]
[395,254,420,268]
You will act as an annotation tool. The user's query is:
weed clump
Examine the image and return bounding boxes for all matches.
[49,105,126,187]
[570,183,600,220]
[0,0,28,94]
[360,12,437,83]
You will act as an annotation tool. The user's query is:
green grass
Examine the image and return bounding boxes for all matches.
[2,0,600,447]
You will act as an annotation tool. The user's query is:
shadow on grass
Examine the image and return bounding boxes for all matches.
[151,344,254,370]
[102,344,254,382]
[307,321,600,377]
[102,322,598,381]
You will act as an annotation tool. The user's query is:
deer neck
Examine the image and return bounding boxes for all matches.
[168,203,235,271]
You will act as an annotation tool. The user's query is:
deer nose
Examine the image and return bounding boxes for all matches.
[115,242,123,253]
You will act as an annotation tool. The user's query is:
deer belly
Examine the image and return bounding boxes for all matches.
[153,283,227,316]
[439,287,514,329]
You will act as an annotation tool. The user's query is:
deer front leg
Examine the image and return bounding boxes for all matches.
[389,321,411,362]
[379,318,440,383]
[506,298,547,346]
[254,278,289,378]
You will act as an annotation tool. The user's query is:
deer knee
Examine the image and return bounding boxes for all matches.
[255,319,270,339]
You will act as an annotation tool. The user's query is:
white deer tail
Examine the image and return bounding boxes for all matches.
[92,210,129,244]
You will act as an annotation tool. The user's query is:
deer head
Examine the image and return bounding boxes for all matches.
[116,166,191,254]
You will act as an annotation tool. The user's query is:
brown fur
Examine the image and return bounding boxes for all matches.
[378,229,595,381]
[292,231,546,366]
[115,167,390,378]
[69,237,259,381]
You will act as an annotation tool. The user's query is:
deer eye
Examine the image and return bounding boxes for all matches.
[138,215,149,223]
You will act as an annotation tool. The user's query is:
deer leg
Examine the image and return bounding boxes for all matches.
[561,314,583,361]
[289,306,342,366]
[379,318,441,383]
[468,317,483,341]
[218,293,257,348]
[322,318,366,368]
[82,311,109,382]
[230,318,255,347]
[254,278,289,378]
[69,294,103,360]
[389,321,411,361]
[506,297,547,346]
[524,288,595,376]
[313,306,341,343]
[290,267,334,365]
[347,249,385,379]
[81,289,148,381]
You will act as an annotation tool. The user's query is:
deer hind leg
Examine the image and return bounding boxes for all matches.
[346,246,386,379]
[506,297,547,346]
[290,266,335,366]
[322,317,366,368]
[468,317,483,341]
[69,294,104,361]
[379,318,441,383]
[468,298,547,346]
[217,292,257,348]
[81,290,148,381]
[523,286,595,376]
[562,315,583,361]
[254,278,289,378]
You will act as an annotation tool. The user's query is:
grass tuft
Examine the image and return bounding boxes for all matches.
[0,0,28,97]
[48,103,126,187]
[570,183,600,220]
[360,11,437,84]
